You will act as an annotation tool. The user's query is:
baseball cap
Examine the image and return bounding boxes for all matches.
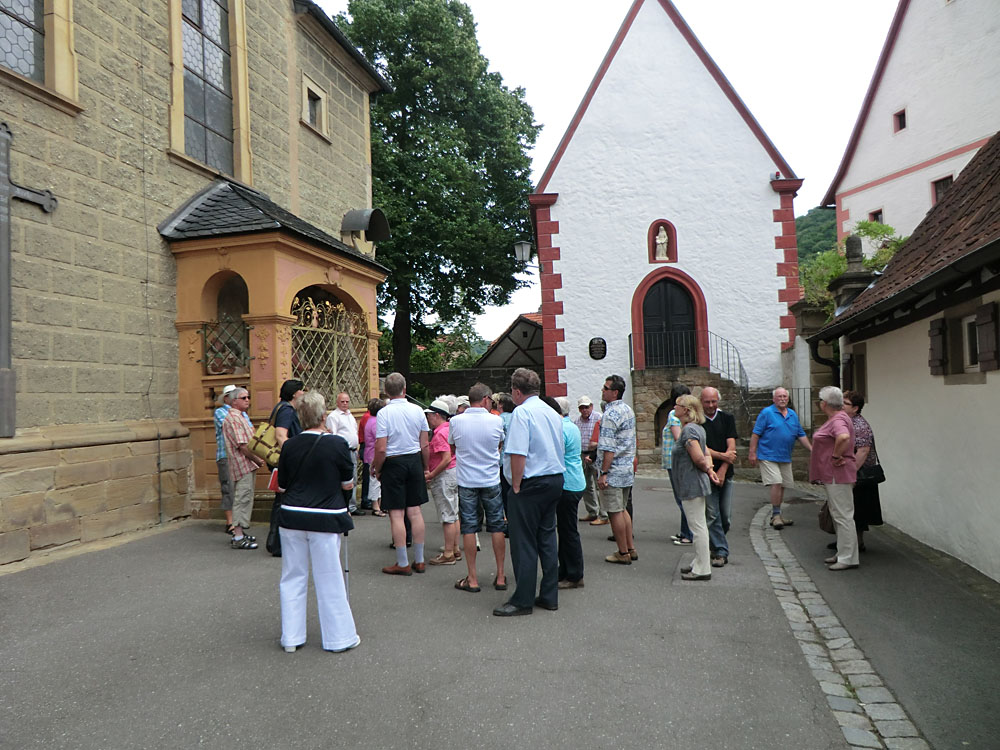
[577,395,593,407]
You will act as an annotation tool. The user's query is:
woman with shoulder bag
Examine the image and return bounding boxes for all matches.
[843,390,884,552]
[276,391,360,654]
[810,387,858,571]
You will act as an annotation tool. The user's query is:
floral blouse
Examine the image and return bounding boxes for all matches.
[851,414,878,468]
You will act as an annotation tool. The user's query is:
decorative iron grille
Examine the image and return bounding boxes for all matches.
[201,316,250,375]
[291,296,369,406]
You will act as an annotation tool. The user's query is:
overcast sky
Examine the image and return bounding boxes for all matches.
[316,0,900,340]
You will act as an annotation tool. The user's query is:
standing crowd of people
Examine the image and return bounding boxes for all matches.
[211,371,882,652]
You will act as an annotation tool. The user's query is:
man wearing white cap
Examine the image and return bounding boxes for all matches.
[424,399,460,564]
[214,385,238,532]
[573,395,605,525]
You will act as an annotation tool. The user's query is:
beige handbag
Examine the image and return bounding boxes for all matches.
[248,403,283,467]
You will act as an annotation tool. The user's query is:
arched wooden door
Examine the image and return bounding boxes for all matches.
[642,279,696,367]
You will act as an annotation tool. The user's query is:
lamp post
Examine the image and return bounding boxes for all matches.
[513,240,533,266]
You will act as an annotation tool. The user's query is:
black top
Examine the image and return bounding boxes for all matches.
[276,432,355,534]
[702,409,739,475]
[274,401,302,439]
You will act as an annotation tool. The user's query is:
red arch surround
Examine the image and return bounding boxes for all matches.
[631,267,709,370]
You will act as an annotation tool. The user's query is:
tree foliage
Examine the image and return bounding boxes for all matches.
[337,0,539,378]
[795,206,836,263]
[799,220,906,317]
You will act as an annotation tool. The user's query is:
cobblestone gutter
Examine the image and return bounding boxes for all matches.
[750,504,931,750]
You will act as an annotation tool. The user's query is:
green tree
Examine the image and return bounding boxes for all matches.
[795,206,836,263]
[799,220,906,317]
[337,0,539,379]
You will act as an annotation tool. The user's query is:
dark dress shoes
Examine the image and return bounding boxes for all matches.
[534,597,558,611]
[493,602,532,617]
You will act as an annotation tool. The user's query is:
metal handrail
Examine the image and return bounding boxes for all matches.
[629,330,752,427]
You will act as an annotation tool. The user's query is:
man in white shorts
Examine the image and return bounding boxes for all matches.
[748,387,812,528]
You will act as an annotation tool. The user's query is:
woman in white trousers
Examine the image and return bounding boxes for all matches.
[276,391,360,653]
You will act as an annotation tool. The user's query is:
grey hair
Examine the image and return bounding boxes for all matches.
[385,372,406,397]
[555,396,570,416]
[231,387,249,400]
[296,390,327,429]
[818,385,844,409]
[772,386,789,397]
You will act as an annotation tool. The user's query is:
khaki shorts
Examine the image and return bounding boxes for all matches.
[599,485,630,514]
[758,460,794,488]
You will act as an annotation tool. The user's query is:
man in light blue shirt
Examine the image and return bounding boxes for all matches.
[749,387,812,529]
[495,368,565,617]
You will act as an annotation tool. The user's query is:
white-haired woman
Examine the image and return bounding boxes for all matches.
[276,390,360,653]
[810,386,858,571]
[673,394,721,581]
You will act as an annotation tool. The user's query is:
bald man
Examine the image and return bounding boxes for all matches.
[700,387,738,567]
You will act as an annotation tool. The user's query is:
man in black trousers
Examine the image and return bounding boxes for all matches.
[494,368,566,617]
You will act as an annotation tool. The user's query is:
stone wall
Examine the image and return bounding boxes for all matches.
[0,421,191,565]
[410,367,543,400]
[1,0,378,563]
[631,367,747,466]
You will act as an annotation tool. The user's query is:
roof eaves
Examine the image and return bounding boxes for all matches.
[293,0,393,94]
[820,0,911,207]
[810,236,1000,342]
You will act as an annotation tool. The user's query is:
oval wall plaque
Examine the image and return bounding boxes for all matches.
[589,337,607,360]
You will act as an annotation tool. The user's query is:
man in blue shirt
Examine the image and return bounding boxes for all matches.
[749,387,812,529]
[495,368,565,617]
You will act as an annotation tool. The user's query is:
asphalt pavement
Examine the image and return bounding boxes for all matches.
[1,478,996,750]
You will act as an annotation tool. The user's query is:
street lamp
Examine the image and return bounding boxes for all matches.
[513,240,533,265]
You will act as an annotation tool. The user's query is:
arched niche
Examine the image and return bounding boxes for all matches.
[199,270,249,321]
[647,219,678,264]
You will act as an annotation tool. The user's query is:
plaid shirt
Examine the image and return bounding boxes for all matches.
[214,405,252,461]
[222,408,258,481]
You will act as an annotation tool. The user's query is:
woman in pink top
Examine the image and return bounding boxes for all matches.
[364,399,386,516]
[809,386,858,570]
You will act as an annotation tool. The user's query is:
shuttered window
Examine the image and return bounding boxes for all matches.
[976,302,999,372]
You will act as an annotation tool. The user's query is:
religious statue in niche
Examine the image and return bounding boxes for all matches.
[654,225,670,260]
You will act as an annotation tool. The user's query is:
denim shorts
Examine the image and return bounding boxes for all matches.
[458,484,505,534]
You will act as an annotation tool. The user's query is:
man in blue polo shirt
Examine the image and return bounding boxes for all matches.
[495,368,565,617]
[748,387,812,529]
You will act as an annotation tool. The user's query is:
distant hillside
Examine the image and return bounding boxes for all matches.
[796,207,836,262]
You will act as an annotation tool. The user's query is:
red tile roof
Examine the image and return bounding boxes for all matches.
[816,130,1000,338]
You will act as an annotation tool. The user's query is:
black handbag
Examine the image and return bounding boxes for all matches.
[855,435,886,485]
[266,433,322,557]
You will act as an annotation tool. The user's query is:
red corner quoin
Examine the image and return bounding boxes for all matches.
[771,179,804,351]
[529,193,567,396]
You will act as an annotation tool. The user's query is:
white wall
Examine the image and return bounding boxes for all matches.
[862,289,1000,581]
[545,0,790,407]
[838,0,1000,239]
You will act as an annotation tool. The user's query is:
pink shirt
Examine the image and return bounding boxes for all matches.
[428,422,456,473]
[363,416,377,465]
[809,410,856,484]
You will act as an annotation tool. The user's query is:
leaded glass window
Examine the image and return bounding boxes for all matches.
[0,0,44,83]
[182,0,233,175]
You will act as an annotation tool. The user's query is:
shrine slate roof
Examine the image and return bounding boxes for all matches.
[814,130,1000,340]
[158,180,388,274]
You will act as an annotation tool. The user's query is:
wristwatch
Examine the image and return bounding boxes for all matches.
[599,470,609,476]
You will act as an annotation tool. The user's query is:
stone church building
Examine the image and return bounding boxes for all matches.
[530,0,803,463]
[0,0,388,564]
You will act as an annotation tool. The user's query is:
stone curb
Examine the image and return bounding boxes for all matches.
[749,505,931,750]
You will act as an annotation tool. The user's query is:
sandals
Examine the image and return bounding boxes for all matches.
[493,575,507,591]
[371,508,387,517]
[455,576,481,593]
